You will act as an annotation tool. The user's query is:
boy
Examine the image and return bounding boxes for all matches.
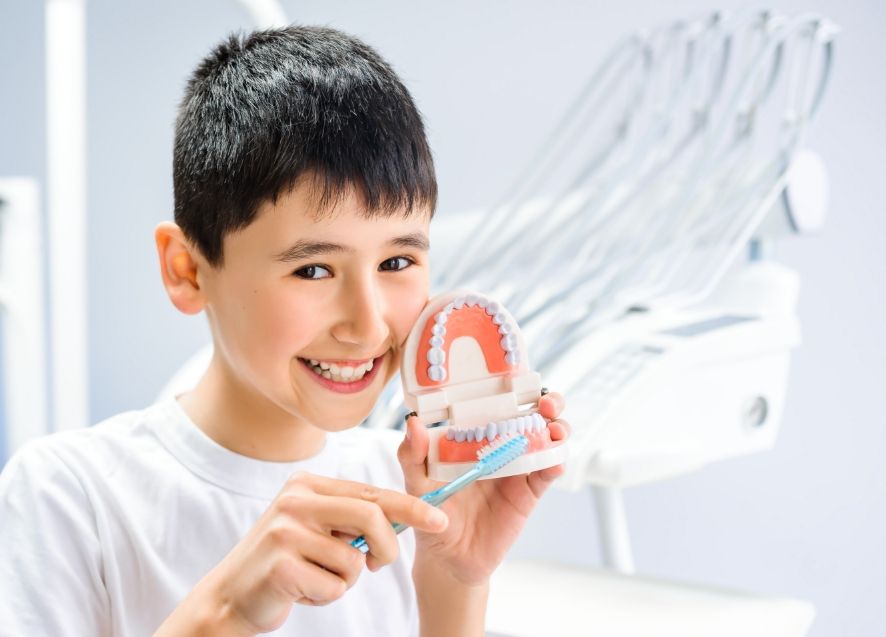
[0,25,568,636]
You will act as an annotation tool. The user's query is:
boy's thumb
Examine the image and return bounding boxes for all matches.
[397,413,429,487]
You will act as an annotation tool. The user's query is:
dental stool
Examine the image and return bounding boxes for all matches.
[486,559,815,637]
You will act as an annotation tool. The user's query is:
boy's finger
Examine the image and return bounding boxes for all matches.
[285,474,442,528]
[526,463,565,499]
[299,533,366,588]
[538,391,565,420]
[285,559,350,606]
[396,414,431,489]
[547,419,571,441]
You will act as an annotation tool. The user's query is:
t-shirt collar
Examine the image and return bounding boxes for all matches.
[150,396,340,500]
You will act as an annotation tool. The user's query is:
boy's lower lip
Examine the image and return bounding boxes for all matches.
[298,354,385,394]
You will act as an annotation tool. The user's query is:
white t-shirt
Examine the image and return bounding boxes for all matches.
[0,398,418,636]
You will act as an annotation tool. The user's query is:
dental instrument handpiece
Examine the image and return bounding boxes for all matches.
[350,435,529,554]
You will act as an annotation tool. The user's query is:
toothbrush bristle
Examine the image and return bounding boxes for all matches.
[476,434,529,475]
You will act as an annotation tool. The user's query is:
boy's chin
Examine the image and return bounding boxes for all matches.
[310,406,375,432]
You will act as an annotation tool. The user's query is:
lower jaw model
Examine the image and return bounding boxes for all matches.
[400,290,568,482]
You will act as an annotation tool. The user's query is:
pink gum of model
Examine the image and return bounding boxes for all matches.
[401,290,569,481]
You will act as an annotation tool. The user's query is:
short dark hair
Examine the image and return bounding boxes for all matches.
[173,25,437,266]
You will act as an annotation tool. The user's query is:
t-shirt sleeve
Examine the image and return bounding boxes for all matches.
[0,441,110,636]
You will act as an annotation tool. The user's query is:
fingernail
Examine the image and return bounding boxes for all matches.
[404,412,416,440]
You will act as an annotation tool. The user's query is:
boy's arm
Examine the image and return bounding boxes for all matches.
[413,556,489,637]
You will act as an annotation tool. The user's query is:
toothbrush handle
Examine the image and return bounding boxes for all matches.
[350,468,482,554]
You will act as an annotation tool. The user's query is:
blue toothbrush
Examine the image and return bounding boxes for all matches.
[350,434,529,554]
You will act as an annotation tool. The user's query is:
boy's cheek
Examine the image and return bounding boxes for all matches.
[396,288,431,337]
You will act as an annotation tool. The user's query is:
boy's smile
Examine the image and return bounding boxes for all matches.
[296,354,385,393]
[161,175,432,461]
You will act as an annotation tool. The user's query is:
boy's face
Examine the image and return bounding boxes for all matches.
[201,180,431,431]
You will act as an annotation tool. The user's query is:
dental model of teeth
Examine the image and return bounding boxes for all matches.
[401,290,568,481]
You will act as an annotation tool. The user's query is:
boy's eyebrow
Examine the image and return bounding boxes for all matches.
[274,232,430,262]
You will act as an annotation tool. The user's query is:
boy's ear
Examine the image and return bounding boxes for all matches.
[154,221,206,315]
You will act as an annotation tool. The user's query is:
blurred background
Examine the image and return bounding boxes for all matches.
[1,1,884,635]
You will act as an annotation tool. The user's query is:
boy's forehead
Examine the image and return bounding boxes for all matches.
[240,180,431,256]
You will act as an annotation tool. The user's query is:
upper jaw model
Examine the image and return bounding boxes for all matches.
[401,290,569,481]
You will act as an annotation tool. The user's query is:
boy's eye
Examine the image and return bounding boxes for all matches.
[293,258,413,279]
[379,256,414,272]
[293,264,332,280]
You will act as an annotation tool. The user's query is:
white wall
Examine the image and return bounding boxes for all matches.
[1,1,883,635]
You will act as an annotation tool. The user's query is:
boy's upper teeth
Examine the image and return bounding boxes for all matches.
[305,357,374,380]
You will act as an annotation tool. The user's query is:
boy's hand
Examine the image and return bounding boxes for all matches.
[398,392,570,588]
[155,473,448,637]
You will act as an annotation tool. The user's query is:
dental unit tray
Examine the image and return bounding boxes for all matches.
[400,290,568,482]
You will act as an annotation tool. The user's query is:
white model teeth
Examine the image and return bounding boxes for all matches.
[426,347,445,365]
[446,413,547,442]
[305,359,374,383]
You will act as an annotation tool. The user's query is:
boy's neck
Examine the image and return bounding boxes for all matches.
[178,354,327,462]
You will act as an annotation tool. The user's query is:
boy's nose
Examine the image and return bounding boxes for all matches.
[330,278,389,350]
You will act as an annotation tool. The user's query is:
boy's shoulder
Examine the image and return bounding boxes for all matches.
[1,401,169,489]
[0,404,173,534]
